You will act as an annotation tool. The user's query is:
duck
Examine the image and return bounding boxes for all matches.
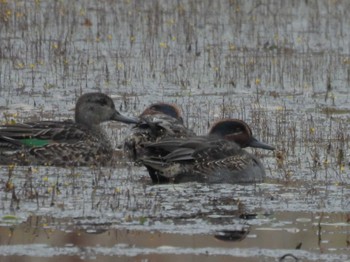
[123,102,195,161]
[138,119,275,184]
[0,92,139,167]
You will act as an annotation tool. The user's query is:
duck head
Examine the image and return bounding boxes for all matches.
[140,103,183,123]
[209,119,275,150]
[75,93,139,127]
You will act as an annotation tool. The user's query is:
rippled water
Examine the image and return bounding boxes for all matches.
[1,0,350,261]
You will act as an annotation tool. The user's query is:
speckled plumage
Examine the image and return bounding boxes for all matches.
[139,119,275,184]
[0,93,138,167]
[124,103,195,160]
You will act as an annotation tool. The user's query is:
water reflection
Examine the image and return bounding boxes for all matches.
[0,211,349,261]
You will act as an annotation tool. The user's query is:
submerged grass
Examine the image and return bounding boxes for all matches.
[0,0,349,215]
[0,0,350,260]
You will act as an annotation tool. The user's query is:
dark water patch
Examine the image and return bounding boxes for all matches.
[0,211,349,261]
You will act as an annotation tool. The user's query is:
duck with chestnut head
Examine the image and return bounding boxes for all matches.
[139,119,274,184]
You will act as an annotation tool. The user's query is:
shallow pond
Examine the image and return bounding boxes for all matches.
[1,0,350,261]
[0,166,349,261]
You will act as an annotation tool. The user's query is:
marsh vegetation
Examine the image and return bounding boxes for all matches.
[1,0,350,261]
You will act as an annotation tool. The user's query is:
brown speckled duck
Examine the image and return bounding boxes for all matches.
[0,92,138,167]
[124,102,195,161]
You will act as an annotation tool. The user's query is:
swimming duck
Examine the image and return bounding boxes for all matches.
[139,119,275,184]
[123,102,195,160]
[0,92,138,167]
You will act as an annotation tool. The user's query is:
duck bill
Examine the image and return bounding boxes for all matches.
[249,137,275,150]
[112,112,139,124]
